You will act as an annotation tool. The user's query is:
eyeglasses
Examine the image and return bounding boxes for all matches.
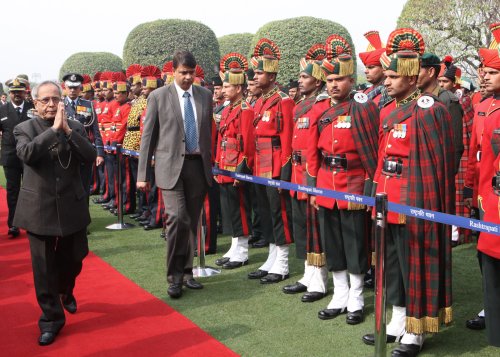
[37,97,61,105]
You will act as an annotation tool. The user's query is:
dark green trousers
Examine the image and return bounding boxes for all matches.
[219,183,252,237]
[481,252,500,347]
[385,224,409,308]
[319,207,368,274]
[291,197,307,259]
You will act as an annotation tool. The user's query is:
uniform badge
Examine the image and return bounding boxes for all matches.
[455,89,463,99]
[95,108,102,114]
[262,110,271,122]
[335,116,351,128]
[115,109,121,117]
[417,96,434,109]
[297,117,309,129]
[0,117,7,121]
[354,92,368,104]
[103,107,109,114]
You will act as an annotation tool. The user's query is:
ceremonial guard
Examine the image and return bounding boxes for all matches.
[0,76,34,237]
[80,75,94,101]
[62,73,104,197]
[473,22,500,346]
[214,53,255,268]
[282,44,330,303]
[306,35,379,324]
[247,38,295,283]
[362,28,455,357]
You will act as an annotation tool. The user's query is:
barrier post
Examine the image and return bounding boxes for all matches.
[106,144,134,230]
[374,193,388,357]
[193,207,220,277]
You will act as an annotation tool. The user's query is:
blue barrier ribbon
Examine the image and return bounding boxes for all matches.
[103,145,500,236]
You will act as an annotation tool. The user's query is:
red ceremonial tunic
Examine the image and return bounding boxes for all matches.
[465,97,496,208]
[253,88,294,180]
[374,100,411,224]
[476,94,500,258]
[215,100,255,184]
[290,96,330,200]
[109,102,131,144]
[100,100,120,146]
[364,85,382,107]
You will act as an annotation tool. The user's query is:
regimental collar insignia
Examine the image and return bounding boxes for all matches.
[354,92,368,104]
[70,75,77,81]
[417,95,434,108]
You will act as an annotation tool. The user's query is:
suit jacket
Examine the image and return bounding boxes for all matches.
[0,101,34,167]
[13,117,97,236]
[64,97,104,157]
[138,83,213,189]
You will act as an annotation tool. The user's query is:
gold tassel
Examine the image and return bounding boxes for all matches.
[261,171,272,179]
[307,252,326,267]
[347,202,366,210]
[311,63,325,81]
[405,306,453,334]
[371,252,377,267]
[338,58,354,76]
[398,214,406,224]
[228,72,246,85]
[263,59,279,73]
[397,57,420,76]
[224,165,236,172]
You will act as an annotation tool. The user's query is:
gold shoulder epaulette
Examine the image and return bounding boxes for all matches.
[278,91,289,99]
[241,101,249,110]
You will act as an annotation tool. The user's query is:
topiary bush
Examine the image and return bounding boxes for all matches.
[59,52,123,79]
[218,33,254,58]
[123,19,220,80]
[251,17,356,85]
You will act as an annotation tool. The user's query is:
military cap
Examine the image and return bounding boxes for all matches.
[438,56,459,82]
[5,77,29,91]
[81,74,93,92]
[126,64,143,85]
[112,72,129,92]
[246,68,255,81]
[63,73,84,87]
[211,76,223,87]
[359,31,386,67]
[300,44,327,81]
[380,28,425,76]
[141,65,164,89]
[251,38,281,73]
[321,35,354,77]
[420,53,441,68]
[479,23,500,70]
[220,52,248,85]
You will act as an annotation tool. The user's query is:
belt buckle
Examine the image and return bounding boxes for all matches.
[477,150,482,162]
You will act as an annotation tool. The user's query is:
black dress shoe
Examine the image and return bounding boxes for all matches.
[61,294,77,314]
[215,257,230,266]
[167,283,183,298]
[282,282,307,294]
[251,238,269,248]
[139,220,150,226]
[362,333,399,346]
[135,214,150,221]
[248,269,268,279]
[160,231,166,240]
[301,291,325,302]
[346,309,364,325]
[451,240,459,248]
[184,278,203,289]
[144,224,162,231]
[38,331,58,346]
[318,307,346,320]
[466,316,486,330]
[93,197,109,204]
[260,273,289,284]
[391,343,422,357]
[248,235,261,245]
[222,260,249,269]
[129,213,142,219]
[7,226,20,238]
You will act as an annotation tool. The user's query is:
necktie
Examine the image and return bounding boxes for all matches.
[71,100,76,112]
[183,92,197,153]
[16,107,22,119]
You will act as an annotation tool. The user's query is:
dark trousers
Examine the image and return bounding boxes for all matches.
[27,228,89,333]
[319,206,368,274]
[481,252,500,347]
[202,179,219,253]
[147,174,163,226]
[385,224,409,308]
[3,165,23,227]
[80,162,92,197]
[161,157,208,284]
[104,153,116,205]
[219,183,252,238]
[129,156,144,213]
[97,163,106,195]
[292,197,307,260]
[121,156,136,213]
[249,183,263,238]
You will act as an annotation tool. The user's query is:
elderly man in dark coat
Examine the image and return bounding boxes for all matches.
[13,80,96,346]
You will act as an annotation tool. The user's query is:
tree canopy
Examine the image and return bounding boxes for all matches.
[398,0,500,77]
[59,52,123,80]
[123,19,220,80]
[218,33,254,59]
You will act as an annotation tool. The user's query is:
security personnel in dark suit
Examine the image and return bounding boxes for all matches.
[13,80,96,346]
[62,73,104,196]
[0,77,34,237]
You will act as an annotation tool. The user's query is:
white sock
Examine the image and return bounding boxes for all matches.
[347,273,364,312]
[269,245,289,275]
[386,306,406,337]
[229,236,249,262]
[298,261,313,287]
[307,266,328,293]
[259,243,276,272]
[223,237,238,258]
[326,270,349,309]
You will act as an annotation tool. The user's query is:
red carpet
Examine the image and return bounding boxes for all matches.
[0,187,238,357]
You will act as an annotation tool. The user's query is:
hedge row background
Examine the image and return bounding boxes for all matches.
[59,52,123,80]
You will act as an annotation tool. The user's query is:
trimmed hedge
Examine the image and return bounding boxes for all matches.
[218,33,254,58]
[59,52,123,80]
[123,19,220,80]
[251,17,356,85]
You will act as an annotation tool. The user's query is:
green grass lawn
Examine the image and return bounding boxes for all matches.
[1,166,498,356]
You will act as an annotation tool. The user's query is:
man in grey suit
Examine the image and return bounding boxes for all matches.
[13,80,97,346]
[138,50,213,299]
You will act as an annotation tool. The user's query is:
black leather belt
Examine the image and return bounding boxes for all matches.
[184,154,201,160]
[382,157,403,175]
[292,151,302,164]
[256,136,281,147]
[322,152,347,170]
[127,126,140,131]
[492,173,500,195]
